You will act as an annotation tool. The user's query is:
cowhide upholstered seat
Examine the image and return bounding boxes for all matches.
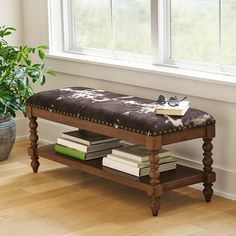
[27,87,215,136]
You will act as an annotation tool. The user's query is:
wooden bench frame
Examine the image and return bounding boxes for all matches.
[27,105,216,216]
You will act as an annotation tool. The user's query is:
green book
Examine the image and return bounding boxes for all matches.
[54,143,86,160]
[54,144,113,161]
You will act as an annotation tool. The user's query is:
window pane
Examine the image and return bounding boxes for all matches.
[73,0,111,50]
[222,0,236,66]
[112,0,151,55]
[171,0,219,64]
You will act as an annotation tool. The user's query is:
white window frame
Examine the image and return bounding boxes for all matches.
[47,0,236,104]
[63,0,152,63]
[53,0,236,76]
[164,0,236,76]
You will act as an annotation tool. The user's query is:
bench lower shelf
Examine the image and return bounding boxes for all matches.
[31,145,204,192]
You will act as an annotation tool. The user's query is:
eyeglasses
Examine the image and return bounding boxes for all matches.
[156,95,187,107]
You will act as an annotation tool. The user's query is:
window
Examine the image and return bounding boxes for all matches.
[168,0,236,72]
[170,0,219,64]
[68,0,151,61]
[222,0,236,67]
[58,0,236,75]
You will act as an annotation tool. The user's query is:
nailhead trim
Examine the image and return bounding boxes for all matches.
[26,102,215,137]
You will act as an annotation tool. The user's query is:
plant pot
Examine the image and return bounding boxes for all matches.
[0,117,16,161]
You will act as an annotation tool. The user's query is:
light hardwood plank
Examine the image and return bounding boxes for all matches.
[0,140,235,236]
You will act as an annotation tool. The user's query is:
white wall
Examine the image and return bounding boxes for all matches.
[20,0,236,200]
[0,0,23,44]
[0,0,28,138]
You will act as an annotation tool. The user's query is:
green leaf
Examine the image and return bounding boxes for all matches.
[32,64,40,68]
[47,70,56,76]
[5,27,16,31]
[3,32,11,36]
[39,75,46,85]
[37,45,48,49]
[0,26,53,117]
[38,49,45,60]
[25,59,31,66]
[16,52,22,62]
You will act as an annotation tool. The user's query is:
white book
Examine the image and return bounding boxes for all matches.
[112,144,171,162]
[57,137,120,153]
[102,157,176,177]
[106,154,150,168]
[155,101,190,116]
[106,154,175,168]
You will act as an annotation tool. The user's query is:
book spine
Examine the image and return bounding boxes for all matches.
[139,162,176,175]
[159,156,175,164]
[61,135,118,146]
[111,150,172,162]
[106,154,174,167]
[86,140,120,152]
[54,144,86,161]
[111,150,148,162]
[158,151,172,158]
[61,134,90,145]
[159,161,177,171]
[103,157,177,177]
[106,154,150,168]
[58,137,120,153]
[57,137,88,152]
[103,157,140,177]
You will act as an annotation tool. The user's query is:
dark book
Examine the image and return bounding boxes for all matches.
[61,130,119,145]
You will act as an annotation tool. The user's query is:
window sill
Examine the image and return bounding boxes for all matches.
[46,52,236,104]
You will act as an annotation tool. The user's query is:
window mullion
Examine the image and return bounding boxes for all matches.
[151,0,159,64]
[62,0,73,52]
[152,0,171,65]
[110,0,115,54]
[219,0,222,67]
[164,0,172,64]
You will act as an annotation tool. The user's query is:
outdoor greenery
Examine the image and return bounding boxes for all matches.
[171,0,236,66]
[0,26,55,118]
[72,0,236,67]
[73,0,151,55]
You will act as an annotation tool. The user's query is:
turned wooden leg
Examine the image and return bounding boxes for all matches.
[147,151,163,216]
[202,138,215,202]
[29,117,40,173]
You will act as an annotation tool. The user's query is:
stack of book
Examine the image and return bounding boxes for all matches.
[155,101,190,116]
[102,144,176,177]
[54,130,120,161]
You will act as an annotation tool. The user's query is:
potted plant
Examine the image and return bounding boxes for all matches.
[0,26,54,161]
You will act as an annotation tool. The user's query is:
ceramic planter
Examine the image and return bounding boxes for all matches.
[0,117,16,161]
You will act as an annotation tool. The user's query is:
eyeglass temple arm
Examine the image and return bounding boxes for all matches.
[179,96,187,102]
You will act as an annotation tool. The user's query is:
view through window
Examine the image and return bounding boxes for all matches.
[63,0,236,73]
[71,0,151,58]
[170,0,236,67]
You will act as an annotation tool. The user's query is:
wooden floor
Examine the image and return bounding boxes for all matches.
[0,141,236,236]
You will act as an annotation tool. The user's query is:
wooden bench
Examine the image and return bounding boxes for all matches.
[26,87,216,216]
